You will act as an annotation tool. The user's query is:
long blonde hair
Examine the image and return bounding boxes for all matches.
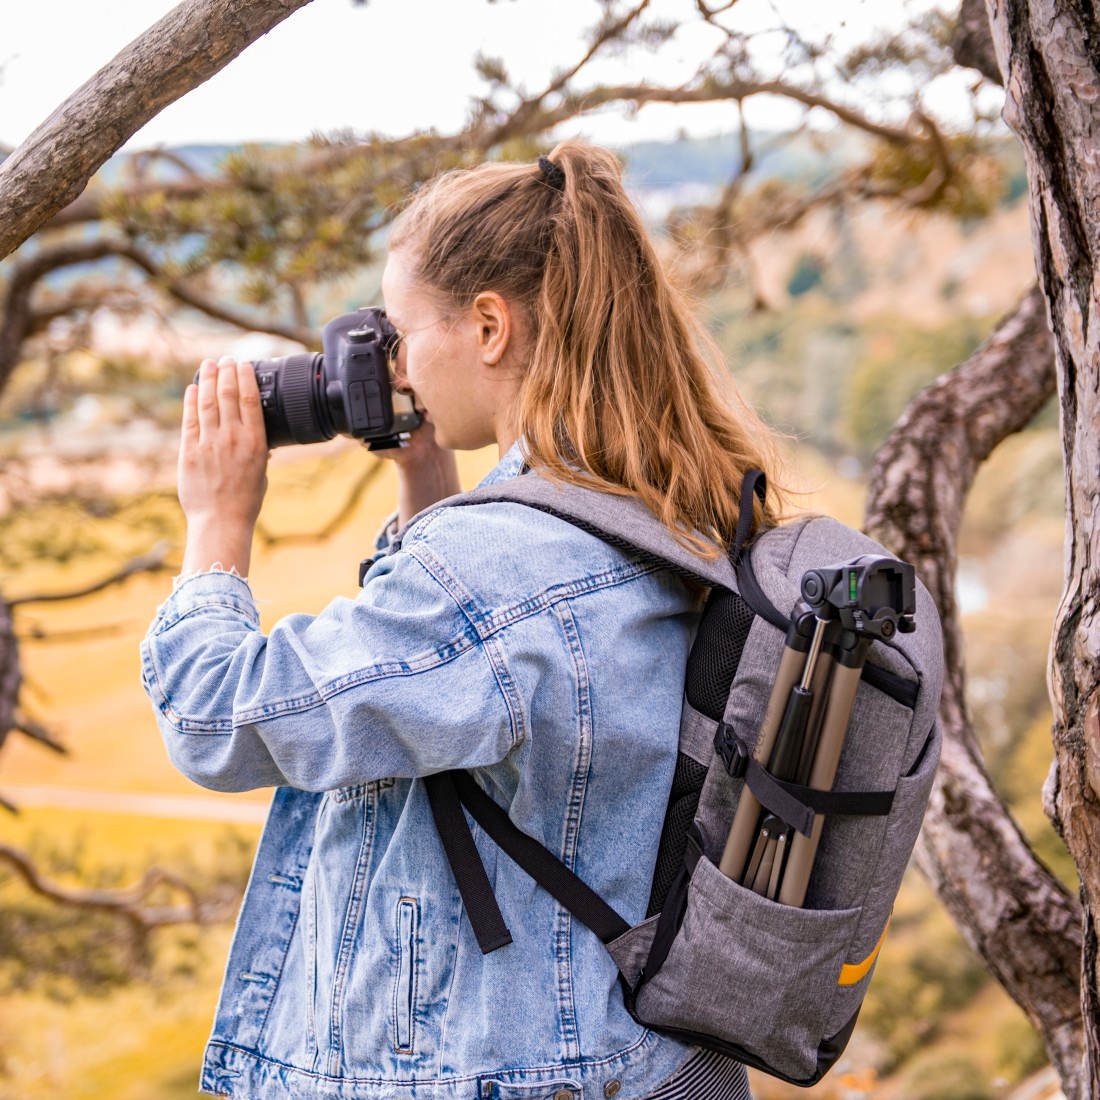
[389,141,786,556]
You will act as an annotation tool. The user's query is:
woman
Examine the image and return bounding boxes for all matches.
[142,142,784,1099]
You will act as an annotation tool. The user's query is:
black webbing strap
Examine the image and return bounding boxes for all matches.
[424,772,513,953]
[425,770,631,954]
[732,469,768,564]
[743,758,895,838]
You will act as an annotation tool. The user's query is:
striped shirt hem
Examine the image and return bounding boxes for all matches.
[643,1048,751,1100]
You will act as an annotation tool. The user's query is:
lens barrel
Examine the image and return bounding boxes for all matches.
[254,353,334,448]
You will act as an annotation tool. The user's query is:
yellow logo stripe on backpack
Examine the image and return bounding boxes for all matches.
[839,920,890,986]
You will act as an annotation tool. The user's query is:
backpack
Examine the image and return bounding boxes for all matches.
[403,469,944,1087]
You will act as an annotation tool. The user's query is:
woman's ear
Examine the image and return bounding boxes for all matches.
[471,291,512,366]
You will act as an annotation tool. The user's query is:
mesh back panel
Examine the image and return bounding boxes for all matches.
[646,592,756,916]
[647,752,710,916]
[685,589,756,721]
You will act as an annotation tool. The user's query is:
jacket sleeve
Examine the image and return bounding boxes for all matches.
[140,546,519,793]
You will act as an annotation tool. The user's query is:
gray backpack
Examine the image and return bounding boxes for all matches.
[413,470,944,1086]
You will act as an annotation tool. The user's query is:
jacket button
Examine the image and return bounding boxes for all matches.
[604,1083,622,1098]
[553,1092,573,1100]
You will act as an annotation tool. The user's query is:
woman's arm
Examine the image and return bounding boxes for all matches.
[142,548,518,793]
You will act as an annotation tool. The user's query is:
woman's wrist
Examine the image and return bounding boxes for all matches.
[395,448,461,526]
[181,516,256,578]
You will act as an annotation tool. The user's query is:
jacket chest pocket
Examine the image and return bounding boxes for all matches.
[393,897,420,1054]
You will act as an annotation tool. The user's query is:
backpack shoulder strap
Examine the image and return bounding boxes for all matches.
[389,470,752,591]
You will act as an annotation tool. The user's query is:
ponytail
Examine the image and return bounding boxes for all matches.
[389,141,786,556]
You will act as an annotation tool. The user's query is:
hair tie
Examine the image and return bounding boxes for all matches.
[538,155,566,192]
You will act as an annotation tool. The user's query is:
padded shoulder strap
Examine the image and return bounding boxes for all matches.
[392,472,740,590]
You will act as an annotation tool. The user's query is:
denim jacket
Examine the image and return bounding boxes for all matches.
[140,445,704,1099]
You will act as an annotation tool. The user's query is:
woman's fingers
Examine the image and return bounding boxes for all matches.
[191,357,265,444]
[236,360,265,442]
[216,356,241,426]
[196,359,220,436]
[181,382,200,444]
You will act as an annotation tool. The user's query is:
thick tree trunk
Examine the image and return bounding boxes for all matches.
[0,0,315,262]
[865,287,1086,1092]
[984,0,1100,1088]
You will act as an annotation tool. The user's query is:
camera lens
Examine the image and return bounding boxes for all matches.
[253,353,334,448]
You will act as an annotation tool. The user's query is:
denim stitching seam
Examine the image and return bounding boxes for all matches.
[327,788,377,1075]
[550,599,591,1062]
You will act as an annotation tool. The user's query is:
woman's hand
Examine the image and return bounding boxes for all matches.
[375,417,462,527]
[178,357,269,576]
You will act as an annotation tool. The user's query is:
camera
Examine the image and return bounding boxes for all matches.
[211,308,421,450]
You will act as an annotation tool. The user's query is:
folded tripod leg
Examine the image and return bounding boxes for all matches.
[745,643,836,899]
[718,606,834,886]
[777,637,872,908]
[717,642,807,882]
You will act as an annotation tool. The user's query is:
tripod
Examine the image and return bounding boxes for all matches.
[718,556,916,907]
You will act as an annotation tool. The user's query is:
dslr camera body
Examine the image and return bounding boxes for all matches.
[241,308,421,449]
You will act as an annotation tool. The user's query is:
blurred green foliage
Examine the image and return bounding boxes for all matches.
[896,1050,994,1100]
[0,491,182,571]
[862,879,990,1070]
[841,315,989,458]
[0,828,252,999]
[710,297,998,461]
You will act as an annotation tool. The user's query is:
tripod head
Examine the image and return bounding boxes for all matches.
[800,555,916,641]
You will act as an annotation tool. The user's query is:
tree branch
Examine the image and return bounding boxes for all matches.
[484,0,652,145]
[118,243,319,347]
[0,843,240,928]
[896,109,955,207]
[865,285,1085,1088]
[0,235,318,399]
[8,541,177,607]
[0,0,318,261]
[18,622,127,644]
[521,76,923,148]
[0,237,130,393]
[953,0,1003,86]
[129,146,203,183]
[10,712,66,754]
[0,594,21,758]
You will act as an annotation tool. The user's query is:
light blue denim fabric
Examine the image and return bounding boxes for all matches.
[141,444,703,1099]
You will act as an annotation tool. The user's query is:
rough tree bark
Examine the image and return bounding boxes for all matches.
[0,0,316,262]
[864,288,1086,1091]
[982,0,1100,1087]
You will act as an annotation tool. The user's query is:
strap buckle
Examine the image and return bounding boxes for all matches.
[714,722,750,779]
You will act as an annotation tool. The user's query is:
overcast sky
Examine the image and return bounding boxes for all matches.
[1,0,964,152]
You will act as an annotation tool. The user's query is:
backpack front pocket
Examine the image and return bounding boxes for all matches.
[634,855,863,1084]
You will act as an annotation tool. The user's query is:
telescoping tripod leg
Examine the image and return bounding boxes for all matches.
[776,638,870,907]
[740,630,836,897]
[717,609,830,882]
